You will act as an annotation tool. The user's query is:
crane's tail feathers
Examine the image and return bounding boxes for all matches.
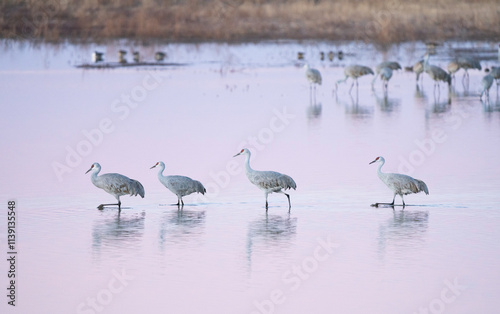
[415,179,429,195]
[281,175,297,190]
[131,179,145,198]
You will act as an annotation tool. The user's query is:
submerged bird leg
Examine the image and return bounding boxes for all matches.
[285,193,291,209]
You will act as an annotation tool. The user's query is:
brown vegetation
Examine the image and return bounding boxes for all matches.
[1,0,499,43]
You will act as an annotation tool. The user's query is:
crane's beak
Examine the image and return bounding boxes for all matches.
[369,159,377,165]
[85,167,93,174]
[233,152,241,157]
[150,165,156,169]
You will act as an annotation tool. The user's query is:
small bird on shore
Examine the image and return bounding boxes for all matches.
[86,163,145,211]
[234,148,296,211]
[369,156,428,207]
[150,161,206,207]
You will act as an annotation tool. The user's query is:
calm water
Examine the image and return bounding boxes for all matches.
[1,40,500,314]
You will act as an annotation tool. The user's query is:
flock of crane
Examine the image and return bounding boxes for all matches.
[86,49,500,212]
[305,53,500,100]
[86,149,428,212]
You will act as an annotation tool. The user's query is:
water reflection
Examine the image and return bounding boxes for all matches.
[92,211,146,257]
[158,209,206,249]
[337,93,373,117]
[373,90,401,112]
[428,95,452,114]
[377,210,429,264]
[246,213,297,269]
[482,94,500,112]
[306,100,322,124]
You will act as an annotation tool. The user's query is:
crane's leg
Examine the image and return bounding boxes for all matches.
[401,195,406,208]
[349,81,354,94]
[285,193,291,211]
[98,201,121,210]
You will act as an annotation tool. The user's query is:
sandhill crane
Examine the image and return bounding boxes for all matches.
[86,163,145,211]
[304,64,322,92]
[233,148,296,211]
[150,161,206,207]
[374,67,393,91]
[372,61,401,86]
[92,51,104,63]
[412,60,424,84]
[480,74,494,100]
[336,65,374,93]
[423,54,451,95]
[457,57,481,81]
[369,157,428,207]
[490,66,500,85]
[447,60,460,80]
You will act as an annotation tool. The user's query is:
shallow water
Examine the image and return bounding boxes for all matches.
[1,40,500,313]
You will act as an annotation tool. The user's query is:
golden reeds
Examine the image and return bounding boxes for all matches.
[1,0,499,42]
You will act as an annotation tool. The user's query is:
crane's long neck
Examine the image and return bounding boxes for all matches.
[90,167,101,185]
[157,163,166,180]
[244,153,254,175]
[376,160,386,179]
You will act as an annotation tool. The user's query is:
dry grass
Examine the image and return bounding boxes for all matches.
[1,0,499,43]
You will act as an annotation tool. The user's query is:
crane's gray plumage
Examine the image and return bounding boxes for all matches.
[151,161,206,206]
[376,67,393,91]
[490,66,500,85]
[337,64,374,93]
[447,60,460,79]
[480,74,494,100]
[424,54,451,91]
[413,59,424,83]
[304,64,322,85]
[234,148,296,211]
[370,156,428,207]
[372,61,401,86]
[86,162,145,211]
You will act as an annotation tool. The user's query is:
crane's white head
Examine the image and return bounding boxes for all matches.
[150,161,165,169]
[369,156,385,165]
[303,63,310,69]
[233,148,250,157]
[85,162,101,174]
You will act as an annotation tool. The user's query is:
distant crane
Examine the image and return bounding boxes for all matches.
[447,60,460,80]
[457,56,481,82]
[412,59,424,84]
[375,67,393,92]
[233,148,296,211]
[480,74,494,100]
[150,161,206,207]
[372,61,401,86]
[86,163,145,211]
[423,54,451,95]
[369,157,429,207]
[336,65,374,93]
[304,64,322,91]
[490,66,500,86]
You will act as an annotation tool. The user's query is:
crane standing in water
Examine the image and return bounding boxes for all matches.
[372,61,401,86]
[150,161,206,207]
[86,163,145,211]
[369,157,429,208]
[304,64,322,101]
[234,148,296,211]
[336,65,374,93]
[423,54,451,96]
[480,74,494,100]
